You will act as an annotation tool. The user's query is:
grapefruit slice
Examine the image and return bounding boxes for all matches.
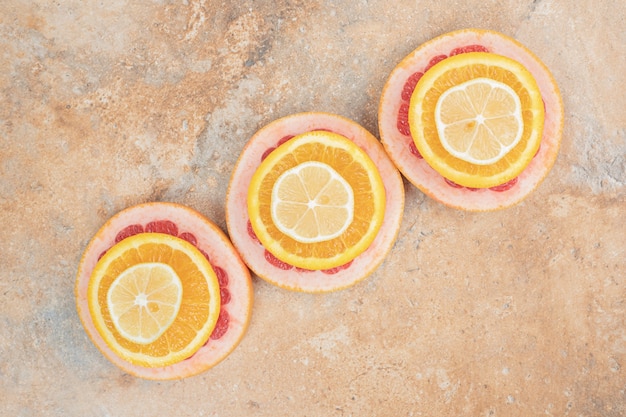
[226,112,404,293]
[76,202,253,380]
[378,28,564,210]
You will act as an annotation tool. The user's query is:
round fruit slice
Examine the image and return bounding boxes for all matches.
[226,112,404,293]
[248,130,386,270]
[88,233,222,368]
[271,160,355,243]
[379,28,564,210]
[76,202,253,380]
[107,262,183,345]
[409,52,544,188]
[435,77,524,165]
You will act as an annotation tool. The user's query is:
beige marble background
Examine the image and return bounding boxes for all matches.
[1,0,625,415]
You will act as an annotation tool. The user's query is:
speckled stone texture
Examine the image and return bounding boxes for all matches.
[1,0,624,416]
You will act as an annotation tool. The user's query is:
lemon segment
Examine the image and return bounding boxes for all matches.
[107,262,183,345]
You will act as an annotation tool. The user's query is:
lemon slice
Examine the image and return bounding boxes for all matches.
[435,77,523,165]
[107,262,183,345]
[271,161,354,243]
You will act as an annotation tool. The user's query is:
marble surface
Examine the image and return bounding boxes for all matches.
[1,0,625,415]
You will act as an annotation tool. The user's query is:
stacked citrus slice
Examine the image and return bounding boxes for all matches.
[227,112,405,292]
[76,202,253,380]
[379,29,564,210]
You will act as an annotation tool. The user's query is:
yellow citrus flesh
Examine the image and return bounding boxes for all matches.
[435,77,523,165]
[88,233,221,368]
[409,52,544,188]
[271,161,355,243]
[107,262,183,345]
[248,131,386,270]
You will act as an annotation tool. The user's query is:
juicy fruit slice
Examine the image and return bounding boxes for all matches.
[409,51,544,188]
[435,77,523,165]
[378,28,563,210]
[88,233,221,368]
[107,262,183,344]
[248,130,386,271]
[76,202,253,380]
[227,112,405,292]
[271,161,355,243]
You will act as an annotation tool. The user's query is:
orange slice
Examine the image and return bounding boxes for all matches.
[247,130,386,270]
[408,51,544,188]
[87,232,221,368]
